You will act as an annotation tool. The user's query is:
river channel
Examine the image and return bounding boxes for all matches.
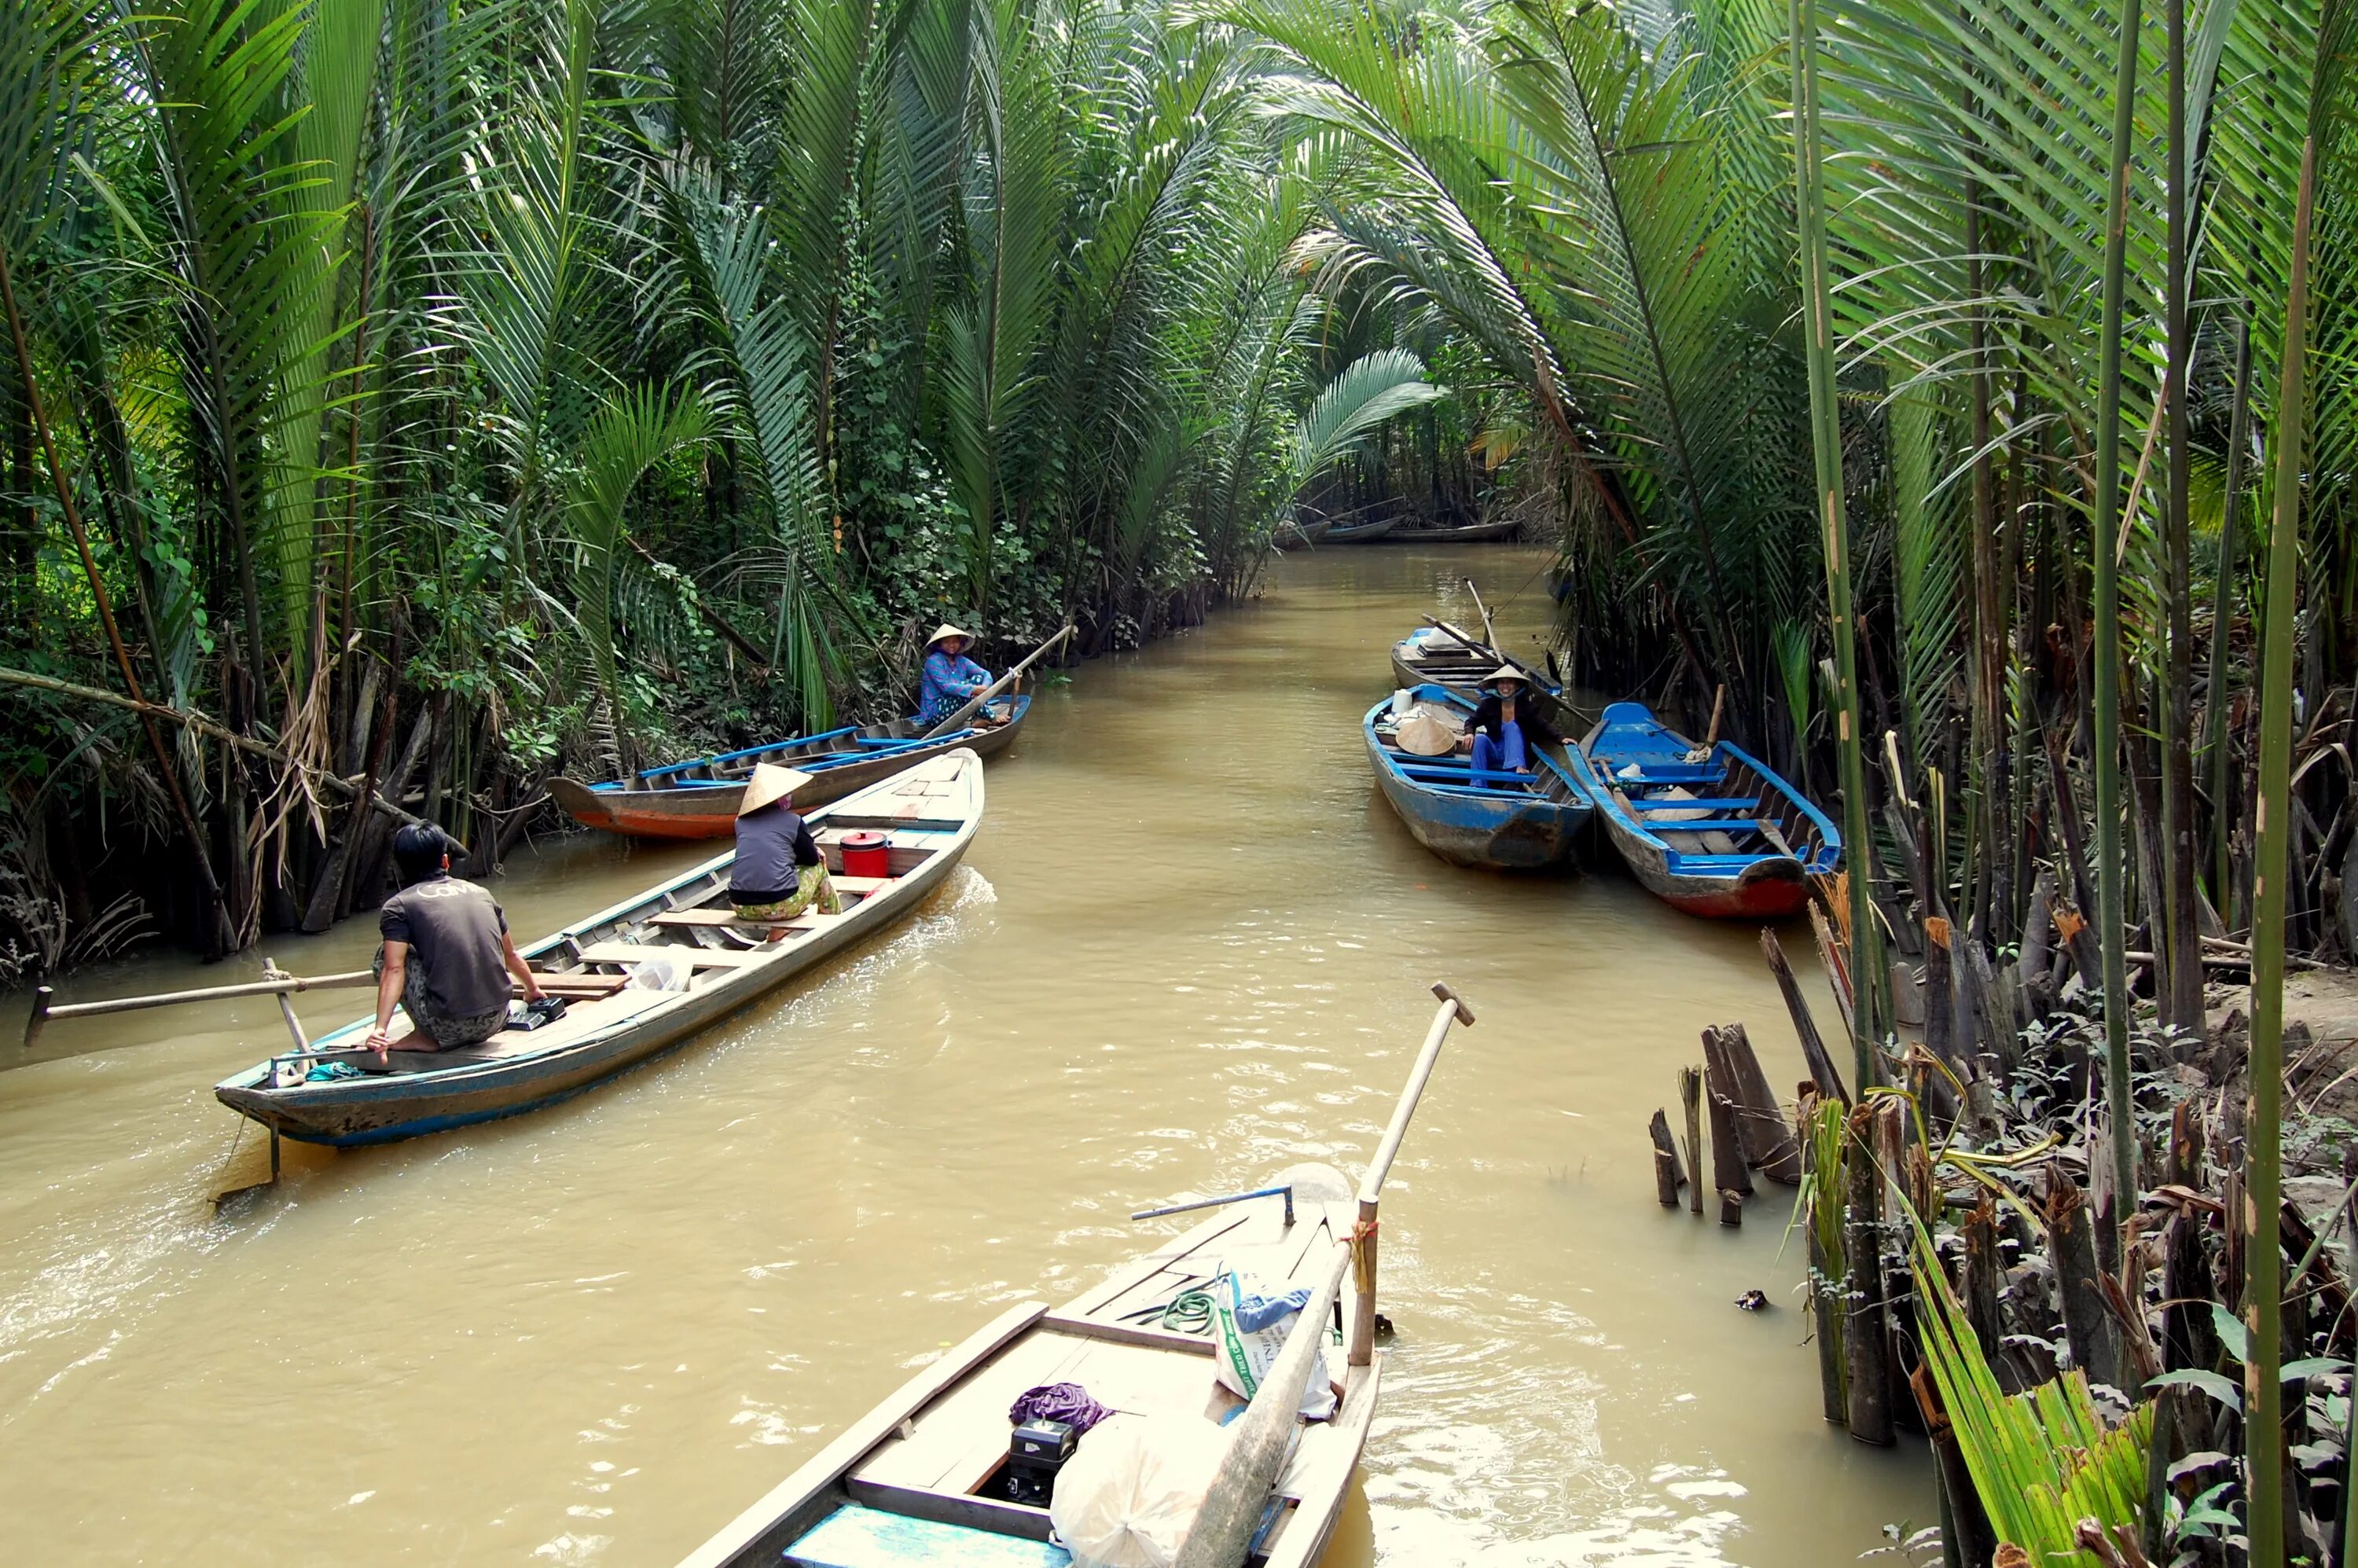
[1,545,1928,1565]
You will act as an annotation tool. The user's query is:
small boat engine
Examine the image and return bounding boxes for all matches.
[1003,1417,1078,1507]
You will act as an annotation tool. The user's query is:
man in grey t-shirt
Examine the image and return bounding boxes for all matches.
[365,826,547,1060]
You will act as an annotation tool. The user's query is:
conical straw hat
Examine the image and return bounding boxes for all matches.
[1394,710,1460,758]
[927,623,975,649]
[1482,664,1528,689]
[739,762,814,817]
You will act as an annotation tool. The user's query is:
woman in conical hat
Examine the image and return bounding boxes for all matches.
[1460,663,1568,786]
[916,622,999,729]
[728,763,843,924]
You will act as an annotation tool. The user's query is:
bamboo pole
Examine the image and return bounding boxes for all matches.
[1350,982,1475,1367]
[2158,0,2202,1034]
[2088,0,2144,1244]
[2244,102,2321,1568]
[1791,0,1886,1087]
[2206,319,2253,920]
[23,968,377,1049]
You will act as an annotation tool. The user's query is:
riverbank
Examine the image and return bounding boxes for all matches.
[0,545,1927,1566]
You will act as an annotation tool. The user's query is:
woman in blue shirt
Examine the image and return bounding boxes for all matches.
[916,623,995,727]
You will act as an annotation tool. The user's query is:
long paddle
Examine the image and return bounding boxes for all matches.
[1170,981,1474,1568]
[1419,615,1550,689]
[1464,578,1500,657]
[918,622,1074,740]
[24,968,376,1051]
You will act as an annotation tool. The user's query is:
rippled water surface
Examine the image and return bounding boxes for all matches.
[1,545,1927,1565]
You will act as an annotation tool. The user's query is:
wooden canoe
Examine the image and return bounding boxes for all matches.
[678,1164,1376,1568]
[1581,701,1841,918]
[213,751,985,1146]
[1272,517,1331,549]
[1322,516,1396,543]
[1375,518,1520,544]
[549,697,1028,841]
[1389,624,1578,737]
[1364,685,1596,869]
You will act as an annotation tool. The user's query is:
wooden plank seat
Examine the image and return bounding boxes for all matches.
[1627,795,1761,812]
[575,941,769,969]
[523,973,632,999]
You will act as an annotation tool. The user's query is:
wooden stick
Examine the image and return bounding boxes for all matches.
[1170,1243,1352,1568]
[1649,1109,1684,1206]
[1419,616,1549,688]
[1706,1074,1754,1198]
[918,624,1074,740]
[1761,929,1852,1107]
[1350,982,1475,1368]
[1464,578,1499,657]
[1704,684,1727,749]
[23,968,376,1049]
[1679,1065,1705,1215]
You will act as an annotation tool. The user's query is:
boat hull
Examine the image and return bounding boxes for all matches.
[1595,810,1813,917]
[1376,519,1520,543]
[1390,642,1578,737]
[551,703,1026,840]
[1324,516,1397,542]
[215,754,984,1145]
[1364,688,1593,870]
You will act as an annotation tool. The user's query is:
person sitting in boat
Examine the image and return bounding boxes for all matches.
[365,824,546,1063]
[915,623,1006,729]
[1460,665,1566,781]
[730,763,844,923]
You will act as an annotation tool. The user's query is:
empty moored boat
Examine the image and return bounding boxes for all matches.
[1582,701,1840,918]
[549,699,1026,840]
[678,985,1475,1568]
[214,751,984,1146]
[1389,623,1576,736]
[1272,517,1331,549]
[1322,515,1396,543]
[1364,685,1596,868]
[1376,518,1519,543]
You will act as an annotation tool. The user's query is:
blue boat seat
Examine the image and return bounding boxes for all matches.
[1625,796,1761,812]
[786,1505,1069,1567]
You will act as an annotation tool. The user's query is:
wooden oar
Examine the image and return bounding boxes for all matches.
[1464,578,1500,658]
[1172,981,1474,1568]
[918,622,1074,740]
[24,967,376,1051]
[1419,615,1549,689]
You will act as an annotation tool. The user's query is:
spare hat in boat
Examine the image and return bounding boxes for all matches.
[927,622,975,649]
[1394,708,1461,758]
[1482,664,1528,689]
[738,762,815,817]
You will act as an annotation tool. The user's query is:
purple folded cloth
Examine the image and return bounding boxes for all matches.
[1009,1383,1110,1434]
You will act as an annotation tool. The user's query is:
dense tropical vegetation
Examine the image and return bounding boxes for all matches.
[4,0,2356,1553]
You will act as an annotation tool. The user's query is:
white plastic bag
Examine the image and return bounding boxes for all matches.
[1049,1414,1228,1568]
[623,950,690,992]
[1210,1272,1338,1422]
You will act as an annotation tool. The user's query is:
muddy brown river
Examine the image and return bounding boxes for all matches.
[1,545,1927,1565]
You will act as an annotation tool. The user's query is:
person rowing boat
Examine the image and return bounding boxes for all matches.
[365,825,551,1063]
[915,623,1014,729]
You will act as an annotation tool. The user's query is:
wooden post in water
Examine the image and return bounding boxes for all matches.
[1678,1066,1704,1215]
[1350,982,1475,1370]
[1648,1110,1684,1206]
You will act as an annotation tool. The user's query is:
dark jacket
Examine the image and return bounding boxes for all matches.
[1467,691,1565,749]
[731,804,824,902]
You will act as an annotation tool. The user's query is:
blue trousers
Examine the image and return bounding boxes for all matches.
[1471,723,1528,780]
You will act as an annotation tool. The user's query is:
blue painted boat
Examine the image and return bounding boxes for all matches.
[1390,622,1578,736]
[549,697,1028,840]
[213,752,983,1146]
[1581,701,1841,918]
[1364,685,1597,868]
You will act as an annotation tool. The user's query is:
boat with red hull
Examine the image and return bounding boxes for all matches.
[549,697,1027,840]
[1581,701,1840,919]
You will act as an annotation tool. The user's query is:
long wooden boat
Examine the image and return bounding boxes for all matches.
[1272,517,1331,549]
[679,1163,1372,1568]
[214,751,984,1146]
[1376,518,1520,544]
[1322,516,1397,543]
[1364,685,1596,869]
[549,697,1027,841]
[1389,623,1578,736]
[1581,701,1840,918]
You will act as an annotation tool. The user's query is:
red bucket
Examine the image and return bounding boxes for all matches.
[839,830,891,879]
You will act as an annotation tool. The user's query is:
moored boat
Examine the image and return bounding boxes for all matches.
[214,751,985,1146]
[1364,685,1596,868]
[1377,518,1519,543]
[1582,700,1840,918]
[1272,516,1331,549]
[549,698,1027,840]
[1389,623,1577,736]
[1322,515,1396,543]
[678,985,1476,1568]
